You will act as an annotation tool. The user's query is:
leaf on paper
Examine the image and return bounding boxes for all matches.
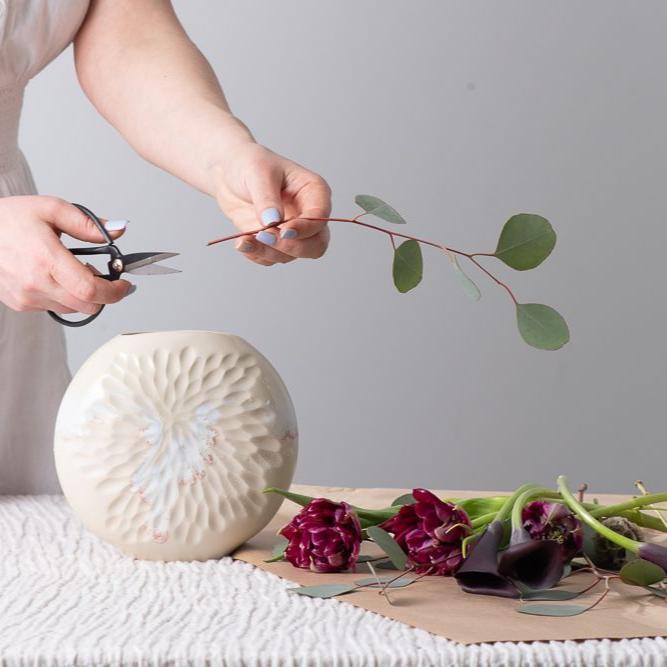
[354,576,414,588]
[367,525,408,570]
[289,584,357,599]
[264,537,288,563]
[517,603,588,617]
[620,559,666,587]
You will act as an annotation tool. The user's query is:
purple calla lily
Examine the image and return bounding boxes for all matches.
[454,521,519,598]
[498,526,564,590]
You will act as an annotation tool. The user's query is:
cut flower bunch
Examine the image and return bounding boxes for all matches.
[265,477,667,616]
[209,195,570,351]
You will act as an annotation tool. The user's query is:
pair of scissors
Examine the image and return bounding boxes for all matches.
[48,203,180,327]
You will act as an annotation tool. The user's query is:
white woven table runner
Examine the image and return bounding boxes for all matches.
[1,495,666,667]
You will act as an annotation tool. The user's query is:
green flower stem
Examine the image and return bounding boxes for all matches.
[557,476,640,554]
[589,494,667,519]
[471,512,498,530]
[495,483,541,523]
[510,487,557,533]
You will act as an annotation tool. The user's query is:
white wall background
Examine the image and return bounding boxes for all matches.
[20,1,667,492]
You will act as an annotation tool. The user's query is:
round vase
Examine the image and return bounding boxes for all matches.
[54,331,298,561]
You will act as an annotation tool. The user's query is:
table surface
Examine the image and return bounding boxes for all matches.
[2,494,667,667]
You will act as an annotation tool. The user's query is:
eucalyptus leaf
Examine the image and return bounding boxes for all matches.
[495,214,556,270]
[449,254,481,301]
[517,604,588,617]
[354,576,414,588]
[376,559,400,570]
[391,493,416,506]
[516,303,570,351]
[355,194,406,224]
[393,240,423,293]
[367,525,408,570]
[520,588,587,601]
[620,558,666,587]
[290,583,357,599]
[264,537,288,563]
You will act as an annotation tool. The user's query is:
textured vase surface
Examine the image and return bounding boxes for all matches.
[54,331,298,561]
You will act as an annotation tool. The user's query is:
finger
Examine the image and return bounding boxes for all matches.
[39,198,128,242]
[279,176,332,240]
[244,164,285,229]
[266,227,330,260]
[49,243,132,305]
[235,235,295,265]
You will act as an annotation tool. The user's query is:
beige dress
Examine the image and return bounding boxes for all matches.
[0,0,89,493]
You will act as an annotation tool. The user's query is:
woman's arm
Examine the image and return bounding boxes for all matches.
[74,0,330,266]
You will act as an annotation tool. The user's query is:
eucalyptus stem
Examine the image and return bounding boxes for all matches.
[207,215,519,305]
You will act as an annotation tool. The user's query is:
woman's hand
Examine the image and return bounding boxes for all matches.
[212,143,331,266]
[0,196,132,314]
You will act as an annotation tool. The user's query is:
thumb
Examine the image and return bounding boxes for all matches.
[245,165,284,228]
[42,199,128,242]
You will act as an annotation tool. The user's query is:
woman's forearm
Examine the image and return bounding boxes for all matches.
[74,0,253,196]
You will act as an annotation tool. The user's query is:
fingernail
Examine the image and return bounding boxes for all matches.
[237,240,254,253]
[126,284,137,295]
[104,219,129,232]
[261,207,281,226]
[255,230,276,246]
[280,228,298,240]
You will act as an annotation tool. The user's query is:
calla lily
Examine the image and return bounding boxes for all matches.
[454,521,519,597]
[498,528,564,590]
[454,484,538,598]
[496,488,566,590]
[558,476,667,572]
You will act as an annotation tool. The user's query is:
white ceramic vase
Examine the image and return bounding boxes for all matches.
[54,331,298,561]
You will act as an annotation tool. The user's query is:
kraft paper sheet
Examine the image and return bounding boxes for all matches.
[233,485,667,645]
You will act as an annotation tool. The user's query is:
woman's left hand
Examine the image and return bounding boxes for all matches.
[212,143,331,266]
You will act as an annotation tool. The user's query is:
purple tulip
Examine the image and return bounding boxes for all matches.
[279,498,362,573]
[522,500,583,562]
[454,521,519,598]
[380,488,471,575]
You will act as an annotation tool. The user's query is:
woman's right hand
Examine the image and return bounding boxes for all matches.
[0,196,133,315]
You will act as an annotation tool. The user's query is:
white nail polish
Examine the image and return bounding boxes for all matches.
[104,219,129,232]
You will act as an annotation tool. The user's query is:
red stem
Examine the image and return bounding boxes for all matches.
[207,215,518,305]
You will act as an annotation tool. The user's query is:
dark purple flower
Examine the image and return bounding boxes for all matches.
[454,521,519,598]
[498,529,564,590]
[279,498,362,573]
[380,488,471,575]
[522,501,583,562]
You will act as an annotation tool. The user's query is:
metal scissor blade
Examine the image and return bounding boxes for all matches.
[128,263,181,276]
[122,252,180,274]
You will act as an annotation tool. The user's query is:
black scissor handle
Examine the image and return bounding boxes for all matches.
[48,204,124,328]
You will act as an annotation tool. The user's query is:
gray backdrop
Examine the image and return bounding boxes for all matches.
[19,1,667,492]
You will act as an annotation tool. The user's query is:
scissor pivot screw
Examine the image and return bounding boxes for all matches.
[111,259,124,273]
